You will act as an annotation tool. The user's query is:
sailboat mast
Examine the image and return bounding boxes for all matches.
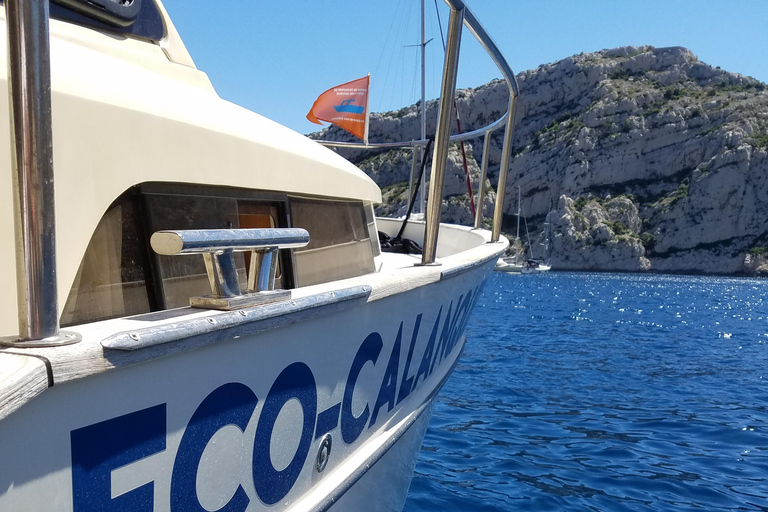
[515,186,521,246]
[418,0,427,215]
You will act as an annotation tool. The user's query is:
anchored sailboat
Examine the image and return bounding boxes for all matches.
[495,186,551,274]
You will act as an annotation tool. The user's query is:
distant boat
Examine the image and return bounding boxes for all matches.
[521,259,551,274]
[494,186,552,274]
[494,186,525,273]
[495,256,523,273]
[333,98,365,114]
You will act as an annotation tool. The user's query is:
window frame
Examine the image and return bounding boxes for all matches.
[287,194,377,287]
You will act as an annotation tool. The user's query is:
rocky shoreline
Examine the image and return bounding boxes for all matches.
[312,45,768,276]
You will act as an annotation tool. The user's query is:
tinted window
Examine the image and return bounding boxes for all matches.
[290,197,375,287]
[0,0,165,42]
[61,195,152,326]
[50,0,164,41]
[61,187,376,325]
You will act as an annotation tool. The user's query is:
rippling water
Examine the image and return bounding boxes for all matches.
[403,272,768,511]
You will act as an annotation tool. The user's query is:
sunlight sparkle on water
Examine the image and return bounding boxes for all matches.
[406,272,768,512]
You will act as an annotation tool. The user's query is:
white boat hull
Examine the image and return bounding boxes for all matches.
[0,258,489,512]
[494,257,522,273]
[521,264,551,274]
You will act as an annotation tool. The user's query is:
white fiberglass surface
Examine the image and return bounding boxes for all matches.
[375,217,490,258]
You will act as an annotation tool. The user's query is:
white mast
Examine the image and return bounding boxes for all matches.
[418,0,427,215]
[516,186,521,257]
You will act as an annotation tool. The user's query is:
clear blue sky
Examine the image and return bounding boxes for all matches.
[161,0,768,135]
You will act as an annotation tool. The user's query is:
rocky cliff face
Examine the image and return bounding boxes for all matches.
[312,45,768,275]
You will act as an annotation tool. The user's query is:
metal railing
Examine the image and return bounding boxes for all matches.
[1,0,79,347]
[316,0,519,264]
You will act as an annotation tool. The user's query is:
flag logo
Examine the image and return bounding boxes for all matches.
[307,75,370,141]
[334,99,365,114]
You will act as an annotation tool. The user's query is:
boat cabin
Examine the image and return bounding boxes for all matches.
[0,0,382,336]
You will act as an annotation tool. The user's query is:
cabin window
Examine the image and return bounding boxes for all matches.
[290,197,375,287]
[62,186,291,325]
[145,194,247,309]
[62,186,376,326]
[238,202,282,282]
[61,198,152,326]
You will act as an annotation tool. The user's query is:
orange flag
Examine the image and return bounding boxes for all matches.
[307,75,370,141]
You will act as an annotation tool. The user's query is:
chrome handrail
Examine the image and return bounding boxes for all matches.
[2,0,80,347]
[316,110,508,150]
[316,0,518,251]
[421,6,464,264]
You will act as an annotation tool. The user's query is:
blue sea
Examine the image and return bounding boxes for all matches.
[403,272,768,511]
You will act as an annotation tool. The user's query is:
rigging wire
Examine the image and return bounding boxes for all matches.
[384,6,410,113]
[397,139,434,240]
[409,44,419,105]
[397,5,418,111]
[433,0,446,51]
[372,0,405,112]
[521,202,534,260]
[374,0,411,113]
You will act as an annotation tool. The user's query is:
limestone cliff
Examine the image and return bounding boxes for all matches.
[312,45,768,275]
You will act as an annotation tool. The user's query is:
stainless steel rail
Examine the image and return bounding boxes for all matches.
[2,0,79,347]
[316,111,508,150]
[150,228,310,310]
[421,7,463,264]
[317,0,519,252]
[150,228,310,254]
[492,95,517,242]
[450,0,520,242]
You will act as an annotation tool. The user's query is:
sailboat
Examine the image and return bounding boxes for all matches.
[495,186,525,273]
[0,0,520,511]
[495,186,551,274]
[521,259,552,274]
